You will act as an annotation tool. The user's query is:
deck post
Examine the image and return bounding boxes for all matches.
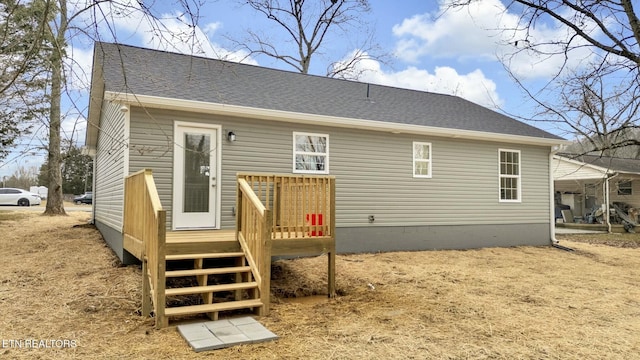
[260,209,273,315]
[142,259,151,316]
[328,178,336,297]
[155,209,167,329]
[328,249,336,298]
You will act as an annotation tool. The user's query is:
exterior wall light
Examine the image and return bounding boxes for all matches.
[227,131,236,142]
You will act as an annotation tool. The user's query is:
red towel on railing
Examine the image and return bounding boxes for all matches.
[306,213,323,236]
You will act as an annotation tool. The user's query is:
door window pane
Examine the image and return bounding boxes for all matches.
[183,133,210,213]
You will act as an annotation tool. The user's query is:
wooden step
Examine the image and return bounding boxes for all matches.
[164,299,263,317]
[165,252,245,261]
[165,282,258,296]
[165,266,252,278]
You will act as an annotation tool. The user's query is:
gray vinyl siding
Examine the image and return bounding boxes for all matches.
[94,101,127,231]
[128,107,552,231]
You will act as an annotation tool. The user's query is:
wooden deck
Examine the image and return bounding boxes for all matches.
[123,170,336,328]
[166,230,240,256]
[166,229,335,256]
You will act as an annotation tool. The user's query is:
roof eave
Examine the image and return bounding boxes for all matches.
[85,52,105,151]
[106,91,568,147]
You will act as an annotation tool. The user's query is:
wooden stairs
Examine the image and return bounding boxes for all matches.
[157,235,265,325]
[125,170,336,329]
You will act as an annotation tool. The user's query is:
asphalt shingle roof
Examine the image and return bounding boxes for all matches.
[94,42,563,140]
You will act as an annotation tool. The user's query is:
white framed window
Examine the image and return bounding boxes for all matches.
[293,132,329,174]
[413,142,432,178]
[499,149,521,202]
[618,181,632,195]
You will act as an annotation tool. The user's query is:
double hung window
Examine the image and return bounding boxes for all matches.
[293,132,329,174]
[413,142,432,178]
[499,149,521,202]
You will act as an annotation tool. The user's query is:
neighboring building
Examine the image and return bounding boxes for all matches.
[29,186,48,200]
[553,154,640,226]
[86,42,566,264]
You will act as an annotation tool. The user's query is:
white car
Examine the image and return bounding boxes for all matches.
[0,188,42,206]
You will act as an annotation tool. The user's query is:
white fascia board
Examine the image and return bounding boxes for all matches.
[85,59,105,150]
[106,91,568,147]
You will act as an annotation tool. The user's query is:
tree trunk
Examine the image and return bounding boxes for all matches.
[44,0,66,216]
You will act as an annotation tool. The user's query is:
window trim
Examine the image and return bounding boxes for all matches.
[498,149,521,203]
[292,132,329,174]
[412,141,432,178]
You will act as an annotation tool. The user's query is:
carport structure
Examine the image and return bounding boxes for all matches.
[552,154,640,230]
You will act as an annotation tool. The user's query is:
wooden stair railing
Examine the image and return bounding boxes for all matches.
[125,170,265,328]
[123,169,167,328]
[236,178,272,315]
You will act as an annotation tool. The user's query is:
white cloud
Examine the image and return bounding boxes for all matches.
[392,0,594,79]
[202,22,223,38]
[61,113,87,145]
[69,0,255,64]
[335,53,502,108]
[64,46,93,91]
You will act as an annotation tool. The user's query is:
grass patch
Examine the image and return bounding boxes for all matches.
[557,232,640,248]
[1,212,640,359]
[0,211,30,222]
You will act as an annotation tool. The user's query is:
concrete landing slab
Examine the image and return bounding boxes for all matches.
[178,317,277,352]
[555,227,607,234]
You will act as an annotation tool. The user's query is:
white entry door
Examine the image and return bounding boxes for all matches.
[173,123,219,229]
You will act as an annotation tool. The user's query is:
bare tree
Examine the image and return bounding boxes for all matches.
[231,0,387,78]
[0,0,52,161]
[3,0,213,215]
[547,72,640,157]
[4,165,39,190]
[447,0,640,156]
[44,0,68,215]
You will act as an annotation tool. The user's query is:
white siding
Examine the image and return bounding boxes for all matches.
[128,107,552,230]
[609,176,640,208]
[94,101,127,230]
[552,157,606,180]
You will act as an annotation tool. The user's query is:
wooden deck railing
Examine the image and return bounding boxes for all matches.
[237,173,336,239]
[236,173,337,312]
[123,169,167,328]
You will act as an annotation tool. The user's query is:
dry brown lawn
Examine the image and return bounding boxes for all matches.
[1,211,639,359]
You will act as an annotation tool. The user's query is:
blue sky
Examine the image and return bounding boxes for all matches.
[1,0,589,178]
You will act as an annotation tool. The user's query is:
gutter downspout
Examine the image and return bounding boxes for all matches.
[549,148,575,251]
[549,148,560,245]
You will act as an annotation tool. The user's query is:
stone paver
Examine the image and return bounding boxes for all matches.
[178,316,277,352]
